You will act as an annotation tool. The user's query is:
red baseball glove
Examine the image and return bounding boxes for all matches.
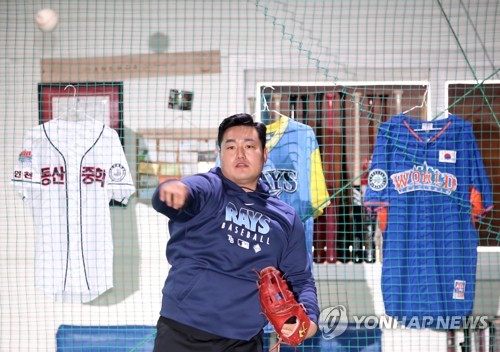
[256,266,311,347]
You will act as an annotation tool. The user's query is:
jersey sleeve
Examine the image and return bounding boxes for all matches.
[12,128,41,203]
[364,124,390,214]
[152,173,214,221]
[107,130,135,204]
[309,131,331,218]
[468,132,494,221]
[279,212,320,324]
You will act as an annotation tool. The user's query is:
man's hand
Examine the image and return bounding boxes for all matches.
[159,181,189,209]
[257,267,314,346]
[305,321,318,339]
[281,321,317,340]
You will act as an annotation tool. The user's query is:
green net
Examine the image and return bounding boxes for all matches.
[0,1,498,351]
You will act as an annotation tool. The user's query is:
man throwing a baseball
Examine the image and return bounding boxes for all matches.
[152,113,319,351]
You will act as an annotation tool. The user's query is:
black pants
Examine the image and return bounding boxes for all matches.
[153,316,264,352]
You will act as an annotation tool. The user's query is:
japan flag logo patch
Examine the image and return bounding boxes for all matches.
[439,150,457,163]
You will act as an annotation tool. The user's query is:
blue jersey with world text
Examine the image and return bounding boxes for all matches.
[364,114,493,329]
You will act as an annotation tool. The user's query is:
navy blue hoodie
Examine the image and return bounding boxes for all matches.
[152,167,319,341]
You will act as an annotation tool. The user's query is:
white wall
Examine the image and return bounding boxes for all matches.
[0,0,498,350]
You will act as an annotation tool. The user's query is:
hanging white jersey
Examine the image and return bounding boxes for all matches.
[12,119,135,303]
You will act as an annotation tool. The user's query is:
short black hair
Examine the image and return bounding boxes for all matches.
[217,113,267,150]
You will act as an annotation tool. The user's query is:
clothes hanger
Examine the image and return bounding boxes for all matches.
[300,93,308,124]
[402,85,428,116]
[259,86,287,124]
[270,93,284,122]
[289,94,298,120]
[56,84,94,121]
[404,87,442,132]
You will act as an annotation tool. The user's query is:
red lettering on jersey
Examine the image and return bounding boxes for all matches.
[41,166,66,185]
[392,172,410,189]
[52,166,66,184]
[421,171,431,184]
[82,166,96,184]
[41,167,51,185]
[444,174,457,190]
[411,171,421,183]
[391,162,457,195]
[81,166,106,187]
[434,170,442,187]
[95,167,106,187]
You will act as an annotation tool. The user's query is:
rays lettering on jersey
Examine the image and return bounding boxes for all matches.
[221,202,271,247]
[261,169,298,197]
[391,162,458,195]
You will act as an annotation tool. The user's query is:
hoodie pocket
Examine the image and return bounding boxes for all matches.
[166,267,206,303]
[179,269,266,336]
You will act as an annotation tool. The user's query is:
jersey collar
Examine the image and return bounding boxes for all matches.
[403,115,453,143]
[265,114,290,151]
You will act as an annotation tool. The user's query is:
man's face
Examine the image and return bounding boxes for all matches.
[219,125,268,190]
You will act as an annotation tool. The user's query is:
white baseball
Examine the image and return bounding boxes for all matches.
[35,8,59,32]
